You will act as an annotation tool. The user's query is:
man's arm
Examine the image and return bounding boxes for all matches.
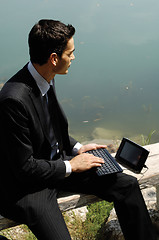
[0,98,66,185]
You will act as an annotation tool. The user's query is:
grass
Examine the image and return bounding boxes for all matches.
[0,225,37,240]
[141,130,156,146]
[64,201,113,240]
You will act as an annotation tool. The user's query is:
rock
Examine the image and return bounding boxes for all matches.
[92,127,122,140]
[142,186,156,209]
[65,206,88,222]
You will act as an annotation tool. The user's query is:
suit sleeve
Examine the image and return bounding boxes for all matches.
[0,98,66,186]
[69,136,79,149]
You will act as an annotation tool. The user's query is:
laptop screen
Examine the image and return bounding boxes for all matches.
[119,141,143,166]
[115,138,149,173]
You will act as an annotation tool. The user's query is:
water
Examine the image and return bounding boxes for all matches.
[1,0,159,144]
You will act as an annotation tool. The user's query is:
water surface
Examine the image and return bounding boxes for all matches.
[1,0,159,144]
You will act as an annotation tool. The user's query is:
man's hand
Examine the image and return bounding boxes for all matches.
[78,143,107,155]
[69,143,107,173]
[69,153,104,173]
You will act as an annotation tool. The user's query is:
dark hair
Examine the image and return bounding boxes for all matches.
[28,19,75,65]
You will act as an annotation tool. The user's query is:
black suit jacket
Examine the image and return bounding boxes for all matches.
[0,64,77,203]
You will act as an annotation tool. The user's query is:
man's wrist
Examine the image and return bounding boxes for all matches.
[72,142,83,155]
[64,161,72,177]
[64,142,83,177]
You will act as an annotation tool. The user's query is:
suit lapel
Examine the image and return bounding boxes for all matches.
[21,66,51,144]
[29,91,51,144]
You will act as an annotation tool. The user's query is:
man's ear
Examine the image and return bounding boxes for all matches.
[50,53,58,66]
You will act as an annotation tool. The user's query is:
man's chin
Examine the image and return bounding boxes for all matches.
[59,70,69,75]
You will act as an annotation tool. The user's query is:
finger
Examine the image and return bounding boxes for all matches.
[91,156,105,163]
[91,162,103,167]
[95,144,107,149]
[84,153,104,163]
[88,144,107,151]
[90,159,105,167]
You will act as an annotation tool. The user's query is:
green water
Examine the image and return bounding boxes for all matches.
[1,0,159,143]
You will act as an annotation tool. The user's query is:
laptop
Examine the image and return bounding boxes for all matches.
[115,137,149,173]
[87,137,149,176]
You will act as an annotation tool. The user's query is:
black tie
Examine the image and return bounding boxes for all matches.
[43,86,58,159]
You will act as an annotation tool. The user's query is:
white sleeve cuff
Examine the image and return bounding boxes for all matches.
[72,142,83,155]
[64,160,72,177]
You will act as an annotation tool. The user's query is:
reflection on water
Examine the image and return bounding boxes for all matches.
[0,0,159,144]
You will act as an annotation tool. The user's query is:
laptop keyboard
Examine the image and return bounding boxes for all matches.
[87,148,123,176]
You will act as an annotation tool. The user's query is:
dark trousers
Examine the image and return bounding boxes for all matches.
[2,172,156,240]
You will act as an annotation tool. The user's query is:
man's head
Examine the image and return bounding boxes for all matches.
[28,19,75,65]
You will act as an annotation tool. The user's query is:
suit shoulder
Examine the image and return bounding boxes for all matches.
[0,81,31,103]
[0,65,39,102]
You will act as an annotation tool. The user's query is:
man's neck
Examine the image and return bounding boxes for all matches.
[32,62,55,83]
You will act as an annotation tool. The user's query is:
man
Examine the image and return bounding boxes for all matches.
[0,19,156,240]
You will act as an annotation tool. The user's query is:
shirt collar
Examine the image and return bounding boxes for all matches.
[27,61,53,96]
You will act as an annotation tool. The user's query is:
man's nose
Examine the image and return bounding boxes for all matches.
[71,53,75,60]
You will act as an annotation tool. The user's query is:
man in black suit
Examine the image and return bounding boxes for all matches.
[0,19,156,240]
